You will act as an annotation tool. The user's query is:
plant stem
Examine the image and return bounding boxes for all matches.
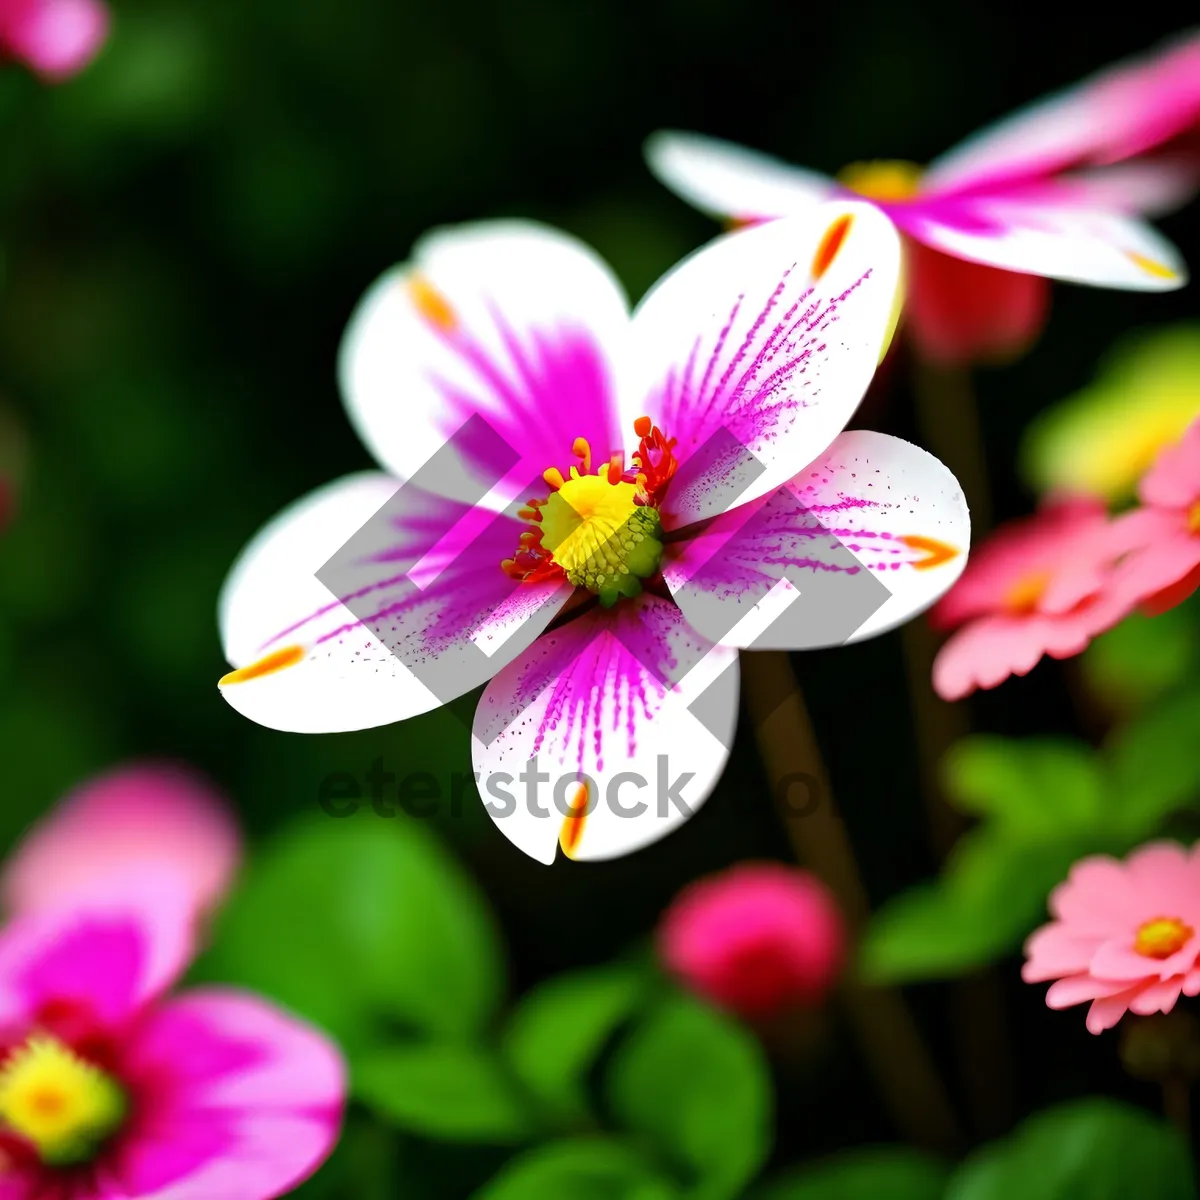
[741,650,961,1153]
[1164,1078,1192,1144]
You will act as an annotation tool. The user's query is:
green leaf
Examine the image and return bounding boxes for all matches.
[1105,687,1200,838]
[947,1098,1194,1200]
[860,831,1085,983]
[201,817,504,1053]
[943,736,1103,834]
[502,965,647,1125]
[355,1043,533,1143]
[607,994,772,1200]
[756,1147,949,1199]
[472,1139,680,1200]
[1084,603,1200,712]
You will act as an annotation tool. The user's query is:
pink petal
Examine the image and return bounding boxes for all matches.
[1045,974,1132,1007]
[1127,977,1185,1017]
[1022,923,1104,981]
[1139,416,1200,508]
[1,0,108,80]
[903,237,1050,365]
[2,762,240,919]
[114,988,345,1200]
[0,873,195,1030]
[1086,986,1142,1034]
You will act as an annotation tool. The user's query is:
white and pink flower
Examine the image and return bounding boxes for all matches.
[645,31,1199,363]
[217,207,970,863]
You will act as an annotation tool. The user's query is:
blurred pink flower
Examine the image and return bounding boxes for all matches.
[2,761,240,919]
[647,30,1200,363]
[1024,841,1200,1035]
[0,0,108,81]
[0,777,344,1197]
[1108,416,1200,616]
[931,498,1136,699]
[658,862,846,1020]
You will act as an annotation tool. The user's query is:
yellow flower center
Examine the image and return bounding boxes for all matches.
[838,159,923,203]
[1134,917,1194,960]
[1003,571,1050,615]
[0,1036,127,1166]
[1188,501,1200,535]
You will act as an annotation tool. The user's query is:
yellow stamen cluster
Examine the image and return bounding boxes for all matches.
[1003,570,1050,615]
[0,1036,127,1166]
[1134,917,1194,960]
[838,159,923,203]
[1188,501,1200,535]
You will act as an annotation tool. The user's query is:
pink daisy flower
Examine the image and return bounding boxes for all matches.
[0,770,344,1197]
[0,0,108,81]
[658,862,845,1019]
[217,209,971,864]
[645,31,1198,363]
[931,497,1136,700]
[1024,841,1200,1035]
[1108,416,1200,617]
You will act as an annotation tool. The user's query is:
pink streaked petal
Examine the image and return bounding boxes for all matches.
[1,0,108,81]
[338,221,627,506]
[1022,923,1104,981]
[925,31,1200,192]
[932,498,1109,629]
[903,194,1186,291]
[218,472,570,735]
[626,203,902,528]
[1045,974,1133,1008]
[1139,416,1200,508]
[472,596,738,864]
[1052,158,1200,218]
[902,238,1050,365]
[2,762,239,919]
[0,872,195,1030]
[664,430,968,649]
[644,130,837,222]
[1086,987,1142,1034]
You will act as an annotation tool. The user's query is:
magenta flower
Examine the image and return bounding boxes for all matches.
[646,31,1199,363]
[1024,842,1200,1035]
[931,498,1136,700]
[0,770,344,1197]
[0,0,108,81]
[658,863,846,1019]
[1107,415,1200,617]
[217,210,970,863]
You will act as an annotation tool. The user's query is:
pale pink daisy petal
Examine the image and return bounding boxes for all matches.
[663,431,968,649]
[338,221,628,507]
[1045,974,1133,1007]
[2,763,240,918]
[1086,988,1143,1034]
[1138,416,1200,508]
[471,596,738,865]
[218,472,569,734]
[626,202,902,527]
[1127,978,1186,1017]
[1022,924,1104,982]
[1049,857,1142,931]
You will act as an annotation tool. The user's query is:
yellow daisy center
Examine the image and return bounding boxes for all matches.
[1004,570,1051,615]
[1188,501,1200,535]
[1134,917,1194,960]
[0,1036,127,1166]
[838,159,923,203]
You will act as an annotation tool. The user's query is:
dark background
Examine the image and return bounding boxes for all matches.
[0,0,1197,1172]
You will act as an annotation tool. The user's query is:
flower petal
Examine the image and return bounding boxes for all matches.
[1,762,239,919]
[0,873,195,1030]
[664,431,968,649]
[219,472,569,734]
[1023,923,1105,982]
[1054,159,1200,218]
[1086,987,1142,1034]
[1139,415,1200,508]
[471,596,738,864]
[902,197,1186,290]
[644,130,836,222]
[115,987,344,1200]
[1,0,109,81]
[925,30,1200,191]
[1045,974,1131,1007]
[627,202,903,528]
[338,220,627,505]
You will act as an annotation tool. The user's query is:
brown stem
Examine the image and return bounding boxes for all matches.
[1164,1078,1192,1144]
[741,650,962,1153]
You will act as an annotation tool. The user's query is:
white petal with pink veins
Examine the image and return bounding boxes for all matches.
[339,221,629,506]
[625,203,903,529]
[644,130,836,222]
[471,597,738,864]
[218,472,569,734]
